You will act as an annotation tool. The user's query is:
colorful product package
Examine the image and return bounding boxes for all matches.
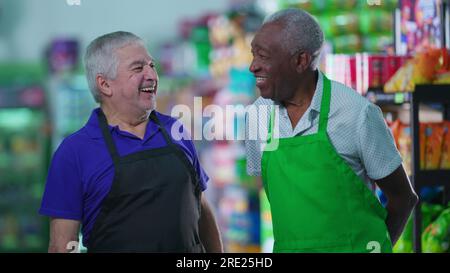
[393,203,445,253]
[398,123,412,176]
[422,208,450,253]
[389,119,402,149]
[440,121,450,169]
[365,54,385,89]
[359,10,392,35]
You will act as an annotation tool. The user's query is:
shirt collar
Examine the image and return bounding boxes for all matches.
[84,108,171,140]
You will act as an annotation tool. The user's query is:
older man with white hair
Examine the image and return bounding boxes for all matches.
[245,8,418,253]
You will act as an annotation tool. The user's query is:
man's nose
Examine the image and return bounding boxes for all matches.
[143,64,158,80]
[249,59,259,73]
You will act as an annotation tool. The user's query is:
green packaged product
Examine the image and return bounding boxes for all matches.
[278,0,316,11]
[317,15,333,38]
[362,35,392,53]
[393,203,445,253]
[330,13,359,36]
[359,10,393,34]
[327,0,358,11]
[360,0,398,11]
[332,34,362,53]
[422,208,450,253]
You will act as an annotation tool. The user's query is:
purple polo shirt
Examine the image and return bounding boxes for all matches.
[39,108,209,247]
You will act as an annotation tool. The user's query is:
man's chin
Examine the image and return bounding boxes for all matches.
[259,91,273,100]
[142,102,156,113]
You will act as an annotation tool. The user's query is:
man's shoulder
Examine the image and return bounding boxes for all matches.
[330,80,371,111]
[56,126,94,155]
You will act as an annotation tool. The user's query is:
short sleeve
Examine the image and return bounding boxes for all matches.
[358,103,403,180]
[245,100,270,176]
[39,140,83,220]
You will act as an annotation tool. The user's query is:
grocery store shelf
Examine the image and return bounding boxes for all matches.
[414,170,450,187]
[410,84,450,253]
[365,90,411,105]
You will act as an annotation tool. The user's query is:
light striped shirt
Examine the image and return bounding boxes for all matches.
[245,71,402,191]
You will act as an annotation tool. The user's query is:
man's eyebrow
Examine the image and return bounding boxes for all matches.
[128,59,152,68]
[251,44,268,52]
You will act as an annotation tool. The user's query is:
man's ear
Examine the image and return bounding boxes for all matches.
[293,52,312,73]
[96,74,112,97]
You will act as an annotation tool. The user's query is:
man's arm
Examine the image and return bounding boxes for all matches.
[48,218,81,253]
[199,193,223,253]
[375,165,418,245]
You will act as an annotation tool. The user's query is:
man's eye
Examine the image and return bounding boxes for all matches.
[259,54,268,60]
[133,66,143,71]
[149,63,155,68]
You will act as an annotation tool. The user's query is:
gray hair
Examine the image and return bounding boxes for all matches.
[84,31,145,102]
[263,8,324,69]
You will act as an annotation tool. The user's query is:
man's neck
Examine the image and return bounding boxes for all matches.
[282,70,318,108]
[281,70,319,130]
[100,104,150,140]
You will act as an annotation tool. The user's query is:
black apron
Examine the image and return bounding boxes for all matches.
[88,110,204,253]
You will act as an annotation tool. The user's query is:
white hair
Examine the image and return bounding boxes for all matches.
[84,31,144,102]
[263,8,324,69]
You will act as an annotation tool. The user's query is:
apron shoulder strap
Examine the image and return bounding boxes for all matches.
[318,75,332,134]
[97,109,120,164]
[149,111,175,147]
[267,73,332,139]
[150,111,203,197]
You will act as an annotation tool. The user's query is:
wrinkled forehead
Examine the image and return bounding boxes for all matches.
[115,43,153,65]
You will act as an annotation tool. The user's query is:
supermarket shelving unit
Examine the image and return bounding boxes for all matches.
[410,84,450,253]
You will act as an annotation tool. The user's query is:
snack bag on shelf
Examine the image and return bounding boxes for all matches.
[384,48,445,92]
[440,121,450,169]
[425,123,445,170]
[413,48,443,84]
[383,59,415,92]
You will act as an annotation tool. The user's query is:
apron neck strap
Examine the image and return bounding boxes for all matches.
[149,111,175,147]
[97,109,120,163]
[97,110,175,164]
[318,75,332,134]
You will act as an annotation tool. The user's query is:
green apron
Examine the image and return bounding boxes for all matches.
[261,75,392,253]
